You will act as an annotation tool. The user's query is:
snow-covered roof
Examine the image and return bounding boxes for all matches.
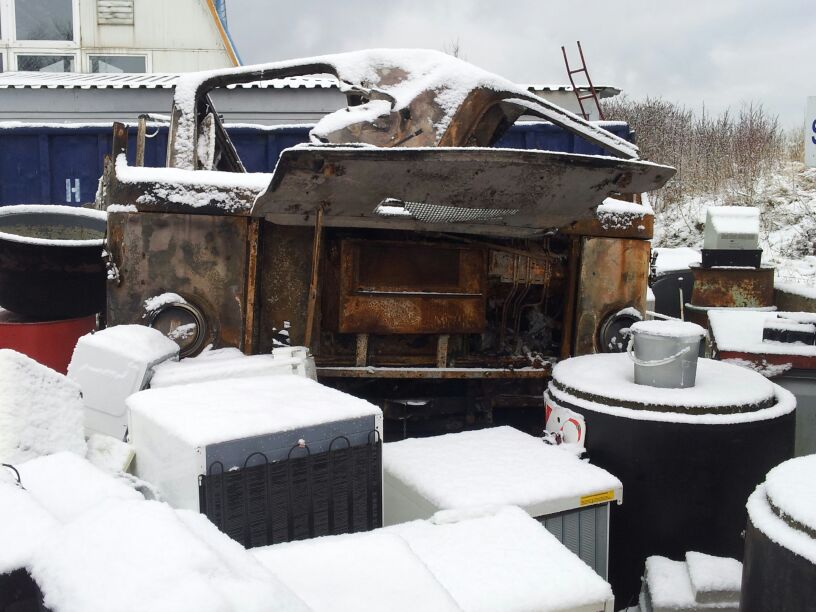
[0,71,618,95]
[383,426,621,516]
[0,71,336,90]
[168,49,640,170]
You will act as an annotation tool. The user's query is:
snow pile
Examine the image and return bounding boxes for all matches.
[254,532,462,612]
[0,468,58,575]
[0,349,86,463]
[30,500,309,612]
[85,433,134,473]
[128,375,381,448]
[114,154,271,212]
[383,426,620,520]
[596,196,652,229]
[16,452,142,522]
[652,247,702,274]
[685,551,742,605]
[385,506,613,612]
[143,292,187,315]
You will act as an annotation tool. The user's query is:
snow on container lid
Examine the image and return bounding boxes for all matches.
[383,426,621,516]
[550,353,780,416]
[629,319,705,339]
[764,455,816,541]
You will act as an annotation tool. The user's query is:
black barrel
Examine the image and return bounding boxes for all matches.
[575,406,794,605]
[0,206,106,319]
[741,456,816,611]
[742,518,816,611]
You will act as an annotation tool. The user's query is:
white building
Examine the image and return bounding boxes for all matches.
[0,0,238,73]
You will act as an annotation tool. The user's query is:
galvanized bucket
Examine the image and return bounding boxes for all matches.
[627,320,706,388]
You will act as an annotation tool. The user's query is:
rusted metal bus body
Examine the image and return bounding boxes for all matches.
[101,51,673,437]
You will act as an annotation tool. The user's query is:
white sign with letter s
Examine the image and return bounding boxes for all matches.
[806,97,816,168]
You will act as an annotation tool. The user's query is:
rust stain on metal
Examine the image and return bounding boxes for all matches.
[106,212,250,352]
[573,237,649,355]
[690,267,774,308]
[304,206,325,349]
[335,239,487,334]
[242,217,261,353]
[316,366,550,380]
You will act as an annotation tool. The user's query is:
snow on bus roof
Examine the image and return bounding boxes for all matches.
[170,49,639,170]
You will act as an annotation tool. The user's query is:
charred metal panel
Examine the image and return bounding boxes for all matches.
[257,223,314,352]
[573,237,649,356]
[252,147,674,237]
[335,240,486,334]
[106,212,249,351]
[560,211,653,240]
[690,266,774,308]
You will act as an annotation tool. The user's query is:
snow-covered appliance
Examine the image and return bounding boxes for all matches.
[68,325,179,439]
[546,351,796,603]
[703,206,762,258]
[127,375,383,547]
[255,506,616,612]
[382,426,621,578]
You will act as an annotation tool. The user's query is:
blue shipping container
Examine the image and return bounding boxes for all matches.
[0,122,634,207]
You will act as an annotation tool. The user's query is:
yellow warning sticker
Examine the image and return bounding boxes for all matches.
[580,490,616,506]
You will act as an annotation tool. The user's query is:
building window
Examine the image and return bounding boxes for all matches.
[15,0,74,41]
[17,54,75,72]
[90,55,145,73]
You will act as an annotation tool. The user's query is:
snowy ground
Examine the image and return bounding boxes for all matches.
[652,161,816,290]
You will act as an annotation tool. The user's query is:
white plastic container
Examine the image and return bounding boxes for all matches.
[628,320,706,388]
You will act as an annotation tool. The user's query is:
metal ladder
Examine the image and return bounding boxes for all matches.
[561,41,605,120]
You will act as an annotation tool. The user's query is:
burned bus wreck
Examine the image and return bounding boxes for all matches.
[99,49,674,437]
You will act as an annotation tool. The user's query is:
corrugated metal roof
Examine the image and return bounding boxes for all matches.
[0,72,620,95]
[0,72,337,90]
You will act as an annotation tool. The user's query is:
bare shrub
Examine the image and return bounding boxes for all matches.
[603,97,786,212]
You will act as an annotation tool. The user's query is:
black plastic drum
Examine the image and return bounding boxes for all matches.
[741,456,816,611]
[0,205,106,319]
[547,353,796,605]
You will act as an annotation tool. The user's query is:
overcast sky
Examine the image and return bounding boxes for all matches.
[228,0,815,129]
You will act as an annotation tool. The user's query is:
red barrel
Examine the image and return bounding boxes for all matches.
[0,310,96,373]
